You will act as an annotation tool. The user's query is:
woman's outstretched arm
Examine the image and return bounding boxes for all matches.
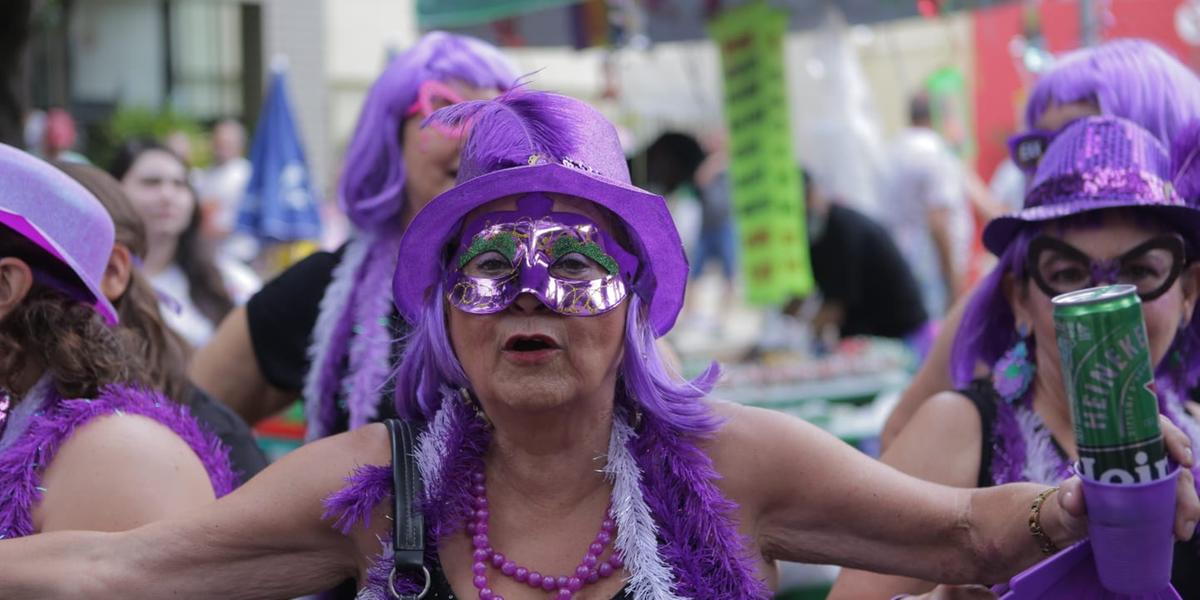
[713,403,1199,585]
[0,422,393,599]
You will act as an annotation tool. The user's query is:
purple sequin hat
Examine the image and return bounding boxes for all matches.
[0,143,118,324]
[394,91,687,336]
[983,115,1200,255]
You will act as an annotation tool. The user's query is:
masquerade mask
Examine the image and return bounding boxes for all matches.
[446,194,639,317]
[1026,233,1188,302]
[406,80,468,138]
[1008,128,1059,175]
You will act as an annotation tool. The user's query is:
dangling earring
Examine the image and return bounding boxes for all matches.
[993,323,1035,405]
[458,387,492,428]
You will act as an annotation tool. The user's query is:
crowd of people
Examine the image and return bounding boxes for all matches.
[0,28,1199,600]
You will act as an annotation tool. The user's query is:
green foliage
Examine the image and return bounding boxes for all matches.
[88,106,210,170]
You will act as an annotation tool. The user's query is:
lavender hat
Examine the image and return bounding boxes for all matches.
[0,143,118,324]
[983,115,1200,255]
[394,91,687,336]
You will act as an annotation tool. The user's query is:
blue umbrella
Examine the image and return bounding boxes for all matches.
[238,62,322,243]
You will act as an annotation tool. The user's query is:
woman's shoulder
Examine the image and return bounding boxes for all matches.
[701,401,846,512]
[32,397,223,531]
[880,390,984,487]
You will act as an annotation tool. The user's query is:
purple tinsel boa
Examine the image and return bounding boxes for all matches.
[0,384,234,539]
[990,391,1073,486]
[321,400,767,599]
[988,381,1200,494]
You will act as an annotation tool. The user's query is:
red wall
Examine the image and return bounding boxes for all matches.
[971,0,1193,182]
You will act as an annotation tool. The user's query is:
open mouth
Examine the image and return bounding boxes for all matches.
[503,334,560,353]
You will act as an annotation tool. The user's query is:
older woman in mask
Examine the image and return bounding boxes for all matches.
[0,92,1196,600]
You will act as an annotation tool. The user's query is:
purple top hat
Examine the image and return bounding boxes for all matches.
[0,143,118,325]
[393,91,687,336]
[983,115,1200,255]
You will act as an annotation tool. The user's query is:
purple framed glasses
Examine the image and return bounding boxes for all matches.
[1026,234,1188,302]
[1008,128,1059,175]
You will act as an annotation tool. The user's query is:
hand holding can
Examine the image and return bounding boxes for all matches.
[1052,284,1176,594]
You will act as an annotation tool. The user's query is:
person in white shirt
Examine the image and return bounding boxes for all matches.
[110,139,260,348]
[879,93,972,318]
[195,119,252,242]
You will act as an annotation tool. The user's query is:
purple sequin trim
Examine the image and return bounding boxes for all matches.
[1024,169,1179,211]
[0,384,234,539]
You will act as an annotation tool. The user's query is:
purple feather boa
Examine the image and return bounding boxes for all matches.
[320,403,767,598]
[344,234,402,431]
[413,396,490,542]
[323,464,393,535]
[306,233,402,439]
[0,384,234,539]
[310,268,360,439]
[634,413,770,599]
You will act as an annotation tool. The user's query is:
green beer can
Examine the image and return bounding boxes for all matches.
[1052,284,1168,484]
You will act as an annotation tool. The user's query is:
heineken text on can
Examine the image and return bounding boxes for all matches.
[1052,284,1167,484]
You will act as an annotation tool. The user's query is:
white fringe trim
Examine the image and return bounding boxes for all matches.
[606,415,686,600]
[1015,405,1068,485]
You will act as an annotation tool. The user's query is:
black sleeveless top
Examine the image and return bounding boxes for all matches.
[959,379,1200,597]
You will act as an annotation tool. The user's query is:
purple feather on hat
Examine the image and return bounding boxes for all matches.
[337,32,517,231]
[427,90,580,183]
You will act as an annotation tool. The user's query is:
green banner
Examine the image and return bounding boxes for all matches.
[925,66,975,160]
[418,0,581,28]
[709,1,813,305]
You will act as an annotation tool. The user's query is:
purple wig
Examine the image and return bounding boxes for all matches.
[1024,39,1200,146]
[337,32,517,231]
[951,229,1035,388]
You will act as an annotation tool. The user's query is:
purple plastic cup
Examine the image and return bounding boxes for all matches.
[1080,466,1179,595]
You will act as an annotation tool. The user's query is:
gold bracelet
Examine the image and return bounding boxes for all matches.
[1028,487,1061,555]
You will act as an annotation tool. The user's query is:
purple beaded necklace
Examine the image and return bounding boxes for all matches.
[466,468,625,600]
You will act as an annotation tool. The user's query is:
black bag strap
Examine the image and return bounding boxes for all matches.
[384,419,429,599]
